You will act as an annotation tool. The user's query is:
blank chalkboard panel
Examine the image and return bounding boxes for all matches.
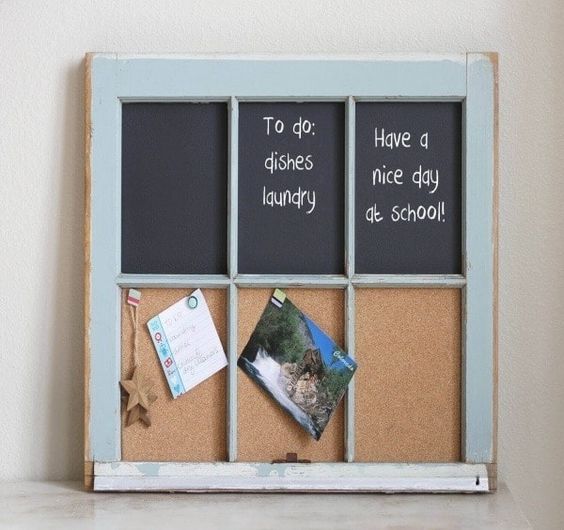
[122,103,228,274]
[238,103,345,275]
[355,102,462,274]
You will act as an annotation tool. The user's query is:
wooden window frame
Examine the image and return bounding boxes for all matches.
[85,53,497,492]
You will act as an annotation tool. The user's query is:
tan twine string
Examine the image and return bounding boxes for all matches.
[129,303,139,367]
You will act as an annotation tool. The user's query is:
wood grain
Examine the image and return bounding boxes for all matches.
[491,51,499,469]
[83,53,93,488]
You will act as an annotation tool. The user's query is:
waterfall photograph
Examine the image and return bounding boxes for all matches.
[238,290,357,440]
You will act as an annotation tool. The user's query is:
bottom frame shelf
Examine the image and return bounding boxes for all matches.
[93,462,492,493]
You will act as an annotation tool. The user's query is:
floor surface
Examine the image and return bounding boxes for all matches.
[0,481,530,529]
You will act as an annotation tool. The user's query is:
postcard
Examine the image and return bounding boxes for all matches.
[238,289,357,440]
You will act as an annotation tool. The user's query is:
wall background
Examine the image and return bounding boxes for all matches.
[1,1,562,527]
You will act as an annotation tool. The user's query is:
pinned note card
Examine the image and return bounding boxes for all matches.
[147,289,227,398]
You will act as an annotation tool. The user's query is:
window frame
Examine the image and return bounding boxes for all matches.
[85,53,497,492]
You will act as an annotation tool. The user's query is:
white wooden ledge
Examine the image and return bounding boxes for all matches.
[93,462,491,493]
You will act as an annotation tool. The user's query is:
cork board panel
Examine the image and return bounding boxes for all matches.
[121,288,227,461]
[238,289,345,462]
[355,288,461,462]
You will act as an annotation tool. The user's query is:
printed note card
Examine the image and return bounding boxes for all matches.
[147,289,227,398]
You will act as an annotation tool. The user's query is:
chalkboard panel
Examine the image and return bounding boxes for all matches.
[122,103,228,274]
[238,103,345,274]
[355,102,462,274]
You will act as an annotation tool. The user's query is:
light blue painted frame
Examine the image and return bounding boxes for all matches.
[85,53,497,490]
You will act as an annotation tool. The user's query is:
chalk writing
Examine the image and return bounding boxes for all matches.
[239,102,345,275]
[355,101,462,274]
[260,116,319,214]
[363,128,445,224]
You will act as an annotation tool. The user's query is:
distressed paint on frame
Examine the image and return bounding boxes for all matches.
[85,53,496,490]
[94,461,491,493]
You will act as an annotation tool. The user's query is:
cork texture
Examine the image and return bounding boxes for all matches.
[237,289,345,462]
[121,288,227,462]
[355,288,461,462]
[119,287,460,463]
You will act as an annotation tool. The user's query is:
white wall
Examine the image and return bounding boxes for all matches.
[1,1,562,527]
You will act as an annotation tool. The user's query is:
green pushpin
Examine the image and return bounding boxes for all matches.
[187,295,198,309]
